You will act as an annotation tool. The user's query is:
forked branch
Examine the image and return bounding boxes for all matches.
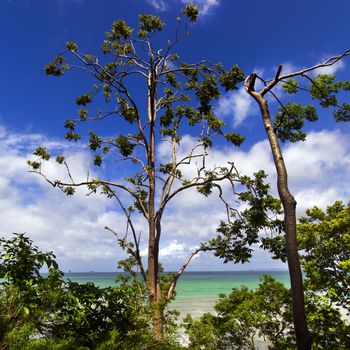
[165,246,215,301]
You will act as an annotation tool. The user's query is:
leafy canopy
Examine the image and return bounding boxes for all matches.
[298,201,350,312]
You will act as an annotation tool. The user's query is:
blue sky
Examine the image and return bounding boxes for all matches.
[0,0,349,272]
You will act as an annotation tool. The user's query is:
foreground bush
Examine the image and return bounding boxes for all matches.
[0,233,181,349]
[184,275,350,349]
[1,203,349,350]
[198,200,350,350]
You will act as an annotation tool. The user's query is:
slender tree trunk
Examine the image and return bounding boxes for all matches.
[148,216,163,340]
[147,72,163,341]
[250,94,312,350]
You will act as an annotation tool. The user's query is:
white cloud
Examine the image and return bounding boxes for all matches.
[0,124,348,272]
[216,87,256,127]
[216,67,265,127]
[274,56,345,77]
[140,240,187,259]
[146,0,169,11]
[283,129,350,214]
[280,62,299,76]
[0,125,125,271]
[160,240,186,257]
[313,59,345,76]
[158,129,349,239]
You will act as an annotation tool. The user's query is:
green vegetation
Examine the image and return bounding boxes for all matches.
[298,201,350,312]
[184,275,349,349]
[0,234,178,349]
[1,199,349,349]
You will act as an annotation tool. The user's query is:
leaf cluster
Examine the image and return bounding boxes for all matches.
[0,233,61,294]
[27,147,51,171]
[42,5,247,193]
[278,73,350,143]
[298,200,350,312]
[158,62,245,149]
[182,4,199,23]
[209,171,282,264]
[44,54,69,77]
[310,74,350,108]
[262,200,350,314]
[138,14,165,38]
[274,103,318,142]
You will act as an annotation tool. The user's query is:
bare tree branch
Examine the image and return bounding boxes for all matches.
[165,246,215,302]
[259,48,350,96]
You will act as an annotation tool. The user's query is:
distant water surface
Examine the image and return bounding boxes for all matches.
[64,271,290,318]
[64,270,290,295]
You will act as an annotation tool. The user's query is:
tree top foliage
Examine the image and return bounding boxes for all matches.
[39,3,246,176]
[29,3,249,231]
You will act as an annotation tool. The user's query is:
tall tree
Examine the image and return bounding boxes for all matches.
[244,49,350,350]
[28,5,275,341]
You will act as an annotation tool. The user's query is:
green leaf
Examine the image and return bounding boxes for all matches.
[63,187,75,196]
[224,132,245,146]
[219,65,245,91]
[138,14,164,38]
[116,135,135,157]
[64,119,76,130]
[94,154,103,166]
[44,62,64,76]
[33,146,50,161]
[65,131,81,142]
[282,78,299,94]
[88,132,102,151]
[66,41,78,52]
[110,20,133,40]
[334,103,350,122]
[56,155,65,164]
[27,160,41,170]
[182,4,200,23]
[76,94,92,106]
[274,103,318,142]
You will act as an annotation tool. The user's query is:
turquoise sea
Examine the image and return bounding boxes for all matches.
[64,271,290,318]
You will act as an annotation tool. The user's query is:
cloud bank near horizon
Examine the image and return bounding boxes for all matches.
[0,123,348,272]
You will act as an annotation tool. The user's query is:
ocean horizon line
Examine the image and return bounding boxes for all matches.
[62,269,289,274]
